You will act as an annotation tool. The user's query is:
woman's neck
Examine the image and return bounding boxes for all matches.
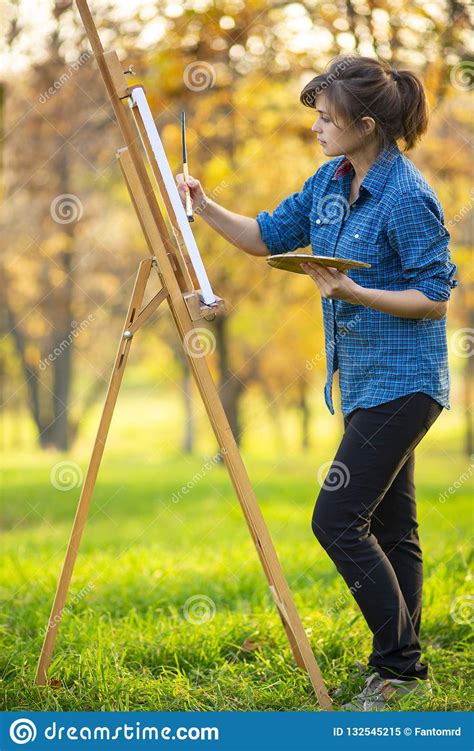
[345,140,381,185]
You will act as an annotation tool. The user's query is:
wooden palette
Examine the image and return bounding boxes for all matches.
[266,252,371,274]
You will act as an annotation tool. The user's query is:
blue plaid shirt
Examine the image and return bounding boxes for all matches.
[256,141,459,417]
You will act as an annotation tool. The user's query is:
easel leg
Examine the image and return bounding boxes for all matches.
[167,301,333,710]
[36,261,332,706]
[117,145,333,709]
[35,259,160,686]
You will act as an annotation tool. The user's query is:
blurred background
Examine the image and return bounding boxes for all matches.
[0,0,472,461]
[0,0,473,711]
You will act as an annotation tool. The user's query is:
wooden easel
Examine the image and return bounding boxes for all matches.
[35,0,333,711]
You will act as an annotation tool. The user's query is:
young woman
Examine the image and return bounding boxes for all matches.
[176,55,458,711]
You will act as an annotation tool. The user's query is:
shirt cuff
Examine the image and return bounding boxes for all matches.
[256,211,288,255]
[411,261,459,301]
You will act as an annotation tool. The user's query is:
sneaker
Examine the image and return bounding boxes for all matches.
[340,672,432,711]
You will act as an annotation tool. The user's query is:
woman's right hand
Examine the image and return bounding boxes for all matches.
[176,173,208,212]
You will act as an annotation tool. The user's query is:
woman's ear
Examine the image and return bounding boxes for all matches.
[361,116,376,137]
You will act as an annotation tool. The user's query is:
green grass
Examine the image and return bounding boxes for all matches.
[0,402,473,712]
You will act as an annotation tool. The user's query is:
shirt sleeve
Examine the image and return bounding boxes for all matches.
[255,170,318,255]
[387,189,459,302]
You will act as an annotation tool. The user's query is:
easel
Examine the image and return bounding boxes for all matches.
[35,0,332,711]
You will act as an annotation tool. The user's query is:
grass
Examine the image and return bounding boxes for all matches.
[0,395,472,712]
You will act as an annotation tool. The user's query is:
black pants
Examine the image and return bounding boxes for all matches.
[312,391,443,680]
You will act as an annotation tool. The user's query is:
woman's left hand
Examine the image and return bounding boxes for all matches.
[300,262,365,305]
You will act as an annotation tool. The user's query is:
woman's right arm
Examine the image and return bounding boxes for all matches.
[176,173,268,257]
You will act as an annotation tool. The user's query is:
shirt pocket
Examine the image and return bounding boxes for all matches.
[341,237,383,290]
[345,234,382,266]
[309,203,339,256]
[346,227,394,290]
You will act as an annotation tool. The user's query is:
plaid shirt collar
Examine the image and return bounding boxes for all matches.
[332,141,401,199]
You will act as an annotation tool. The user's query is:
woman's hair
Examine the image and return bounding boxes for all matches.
[300,55,429,152]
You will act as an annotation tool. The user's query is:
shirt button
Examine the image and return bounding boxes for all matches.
[354,233,359,239]
[316,219,321,224]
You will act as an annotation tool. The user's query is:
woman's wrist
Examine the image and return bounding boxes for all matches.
[352,284,372,306]
[194,195,212,218]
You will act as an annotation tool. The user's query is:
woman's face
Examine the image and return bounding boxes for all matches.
[311,92,368,157]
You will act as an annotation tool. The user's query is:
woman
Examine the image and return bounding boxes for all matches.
[176,55,458,711]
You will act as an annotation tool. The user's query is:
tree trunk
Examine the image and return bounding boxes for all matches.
[50,332,72,451]
[214,315,244,448]
[47,218,74,450]
[4,298,48,444]
[345,0,362,52]
[298,379,310,451]
[181,359,195,454]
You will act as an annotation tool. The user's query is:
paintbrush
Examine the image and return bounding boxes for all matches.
[181,111,194,222]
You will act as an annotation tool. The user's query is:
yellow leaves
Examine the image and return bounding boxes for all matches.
[28,316,49,338]
[453,248,474,285]
[203,154,231,187]
[258,108,286,132]
[41,232,73,260]
[199,120,218,139]
[463,288,474,310]
[49,267,67,287]
[161,122,181,157]
[213,62,234,87]
[25,344,41,368]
